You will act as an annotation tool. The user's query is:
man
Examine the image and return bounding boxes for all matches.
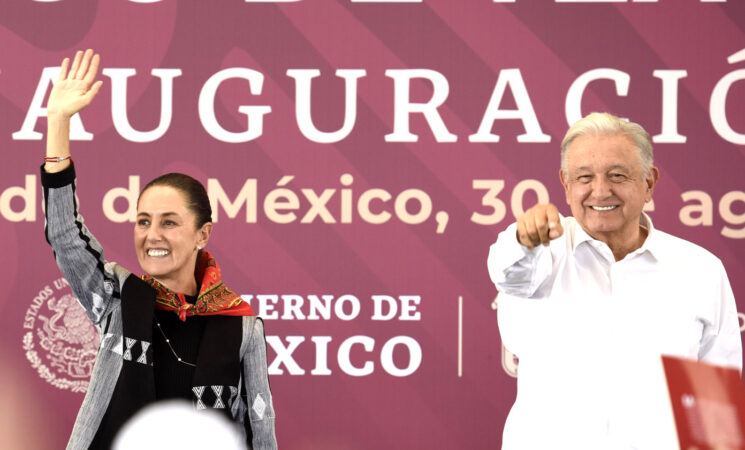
[488,112,742,449]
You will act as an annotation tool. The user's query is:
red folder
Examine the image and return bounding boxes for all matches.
[662,355,745,450]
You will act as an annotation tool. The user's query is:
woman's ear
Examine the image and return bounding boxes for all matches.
[197,222,213,250]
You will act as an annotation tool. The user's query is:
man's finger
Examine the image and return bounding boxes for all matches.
[523,216,543,247]
[548,220,564,239]
[546,206,563,240]
[516,221,535,249]
[534,214,551,245]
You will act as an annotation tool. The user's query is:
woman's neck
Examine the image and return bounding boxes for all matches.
[155,276,198,296]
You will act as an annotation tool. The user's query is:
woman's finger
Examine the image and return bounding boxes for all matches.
[68,50,83,81]
[75,49,93,80]
[81,80,103,105]
[82,53,100,85]
[57,58,70,83]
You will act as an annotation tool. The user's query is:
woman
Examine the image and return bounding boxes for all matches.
[43,50,277,449]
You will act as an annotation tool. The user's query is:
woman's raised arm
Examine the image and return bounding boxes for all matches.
[45,49,103,173]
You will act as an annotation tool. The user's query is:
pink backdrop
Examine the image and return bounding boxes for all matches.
[1,1,744,448]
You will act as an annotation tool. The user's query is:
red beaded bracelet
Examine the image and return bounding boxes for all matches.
[44,155,72,163]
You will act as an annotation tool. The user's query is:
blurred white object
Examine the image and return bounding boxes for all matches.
[113,400,245,450]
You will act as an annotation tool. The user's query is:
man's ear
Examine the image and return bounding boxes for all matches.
[559,168,571,206]
[559,168,569,192]
[645,167,660,202]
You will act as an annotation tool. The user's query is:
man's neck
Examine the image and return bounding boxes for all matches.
[605,226,648,261]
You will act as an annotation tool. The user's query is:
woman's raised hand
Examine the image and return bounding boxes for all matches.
[47,49,103,120]
[44,50,102,172]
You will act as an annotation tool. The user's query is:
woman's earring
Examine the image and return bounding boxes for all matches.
[196,245,202,251]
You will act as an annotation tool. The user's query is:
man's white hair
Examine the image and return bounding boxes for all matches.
[561,112,653,177]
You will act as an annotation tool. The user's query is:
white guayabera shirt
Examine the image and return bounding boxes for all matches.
[488,214,742,450]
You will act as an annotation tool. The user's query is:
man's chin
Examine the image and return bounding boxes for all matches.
[579,221,623,238]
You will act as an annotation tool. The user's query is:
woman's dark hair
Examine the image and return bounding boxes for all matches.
[138,173,212,228]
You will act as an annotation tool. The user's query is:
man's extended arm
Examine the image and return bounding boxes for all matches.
[487,204,565,299]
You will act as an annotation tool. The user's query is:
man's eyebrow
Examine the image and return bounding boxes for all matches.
[572,164,630,172]
[607,164,631,172]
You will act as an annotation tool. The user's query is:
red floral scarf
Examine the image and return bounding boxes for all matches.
[141,250,255,321]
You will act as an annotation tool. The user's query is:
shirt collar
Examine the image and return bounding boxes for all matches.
[636,212,662,262]
[571,212,661,262]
